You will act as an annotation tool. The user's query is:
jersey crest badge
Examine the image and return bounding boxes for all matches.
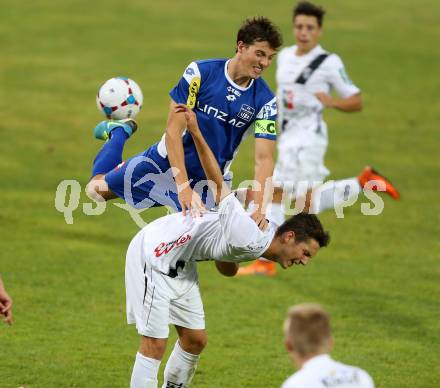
[237,104,255,122]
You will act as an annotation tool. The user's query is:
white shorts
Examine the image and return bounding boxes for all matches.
[273,132,330,195]
[125,236,205,338]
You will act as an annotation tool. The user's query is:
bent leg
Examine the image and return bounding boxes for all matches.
[131,336,167,388]
[88,124,130,201]
[309,178,361,214]
[86,174,117,202]
[162,327,207,388]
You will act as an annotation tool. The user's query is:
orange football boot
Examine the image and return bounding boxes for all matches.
[236,259,277,276]
[358,166,400,200]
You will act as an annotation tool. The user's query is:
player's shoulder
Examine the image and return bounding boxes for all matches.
[331,360,375,387]
[195,58,227,66]
[344,364,375,387]
[193,58,227,73]
[253,76,273,95]
[321,50,345,69]
[281,371,308,388]
[181,58,226,84]
[278,44,296,60]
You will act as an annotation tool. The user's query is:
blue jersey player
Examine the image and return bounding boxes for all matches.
[87,17,282,227]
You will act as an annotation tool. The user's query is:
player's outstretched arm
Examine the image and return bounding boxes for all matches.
[174,104,230,204]
[251,138,275,230]
[166,100,204,216]
[315,92,362,112]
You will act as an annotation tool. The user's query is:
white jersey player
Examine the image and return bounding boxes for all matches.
[238,1,399,277]
[127,104,329,388]
[282,303,374,388]
[272,0,362,213]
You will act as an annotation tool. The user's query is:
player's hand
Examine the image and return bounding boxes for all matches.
[178,186,205,218]
[314,92,334,108]
[251,210,269,231]
[174,104,200,135]
[0,289,13,325]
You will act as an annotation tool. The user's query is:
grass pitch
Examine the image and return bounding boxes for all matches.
[0,0,439,387]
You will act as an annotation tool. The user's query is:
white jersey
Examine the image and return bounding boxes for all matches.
[276,45,360,145]
[131,193,276,277]
[281,355,374,388]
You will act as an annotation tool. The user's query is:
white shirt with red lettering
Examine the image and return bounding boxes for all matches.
[131,193,276,277]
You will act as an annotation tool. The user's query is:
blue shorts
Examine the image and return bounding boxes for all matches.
[105,144,222,211]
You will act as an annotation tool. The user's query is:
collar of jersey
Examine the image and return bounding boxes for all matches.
[224,59,255,91]
[302,354,332,369]
[292,44,324,59]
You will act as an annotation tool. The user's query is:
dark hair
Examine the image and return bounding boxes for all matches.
[293,1,326,27]
[275,213,330,248]
[236,17,283,50]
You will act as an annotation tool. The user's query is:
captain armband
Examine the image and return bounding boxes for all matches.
[254,119,277,139]
[186,77,200,108]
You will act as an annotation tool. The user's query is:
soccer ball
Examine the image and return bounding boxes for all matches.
[96,77,143,120]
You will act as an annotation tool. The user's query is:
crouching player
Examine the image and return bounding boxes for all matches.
[126,105,330,388]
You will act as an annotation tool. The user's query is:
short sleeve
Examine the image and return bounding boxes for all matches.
[169,62,201,108]
[254,96,277,140]
[327,54,360,98]
[218,193,264,247]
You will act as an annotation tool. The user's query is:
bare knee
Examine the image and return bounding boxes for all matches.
[176,327,208,355]
[86,175,115,201]
[138,336,168,360]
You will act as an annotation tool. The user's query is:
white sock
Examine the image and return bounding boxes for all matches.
[310,178,361,214]
[162,341,200,388]
[266,203,285,226]
[130,352,161,388]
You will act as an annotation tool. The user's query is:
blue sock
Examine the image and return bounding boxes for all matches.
[92,127,129,176]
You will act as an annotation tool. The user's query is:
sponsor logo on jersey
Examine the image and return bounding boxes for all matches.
[154,234,192,257]
[237,104,255,122]
[254,119,276,135]
[197,102,247,128]
[186,77,200,108]
[282,89,295,109]
[226,86,241,102]
[321,370,360,387]
[185,67,195,76]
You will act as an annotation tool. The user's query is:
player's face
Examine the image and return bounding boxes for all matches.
[237,40,277,79]
[278,237,320,269]
[293,15,322,54]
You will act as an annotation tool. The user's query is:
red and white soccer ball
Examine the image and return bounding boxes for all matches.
[96,77,143,120]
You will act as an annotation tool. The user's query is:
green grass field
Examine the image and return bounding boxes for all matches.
[1,0,439,386]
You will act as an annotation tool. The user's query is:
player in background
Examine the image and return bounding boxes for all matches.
[0,275,13,325]
[126,105,330,388]
[282,303,374,388]
[87,17,282,228]
[238,1,400,276]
